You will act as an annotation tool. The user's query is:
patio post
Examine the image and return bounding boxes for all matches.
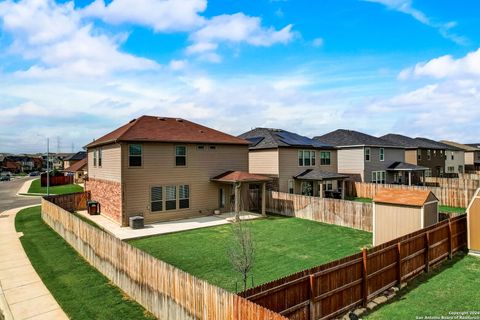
[261,182,266,217]
[319,181,324,198]
[408,171,412,186]
[234,181,241,221]
[341,180,345,199]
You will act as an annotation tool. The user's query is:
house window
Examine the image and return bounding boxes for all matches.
[451,152,454,160]
[417,149,422,161]
[320,152,331,165]
[175,146,187,166]
[324,181,333,191]
[379,148,385,162]
[165,186,177,210]
[129,144,142,167]
[365,148,371,162]
[427,150,431,160]
[298,150,315,166]
[288,179,294,194]
[197,145,205,150]
[209,145,216,150]
[372,171,386,184]
[459,165,464,173]
[98,148,102,167]
[151,187,163,212]
[93,150,97,167]
[179,185,190,209]
[425,169,432,177]
[448,166,454,173]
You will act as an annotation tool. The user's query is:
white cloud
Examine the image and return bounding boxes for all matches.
[0,0,159,78]
[399,48,480,80]
[312,38,324,47]
[186,13,295,59]
[82,0,207,32]
[363,0,466,45]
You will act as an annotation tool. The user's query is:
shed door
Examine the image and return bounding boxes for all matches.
[469,197,480,252]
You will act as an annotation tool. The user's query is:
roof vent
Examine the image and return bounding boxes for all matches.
[157,117,166,121]
[175,118,183,122]
[129,118,136,123]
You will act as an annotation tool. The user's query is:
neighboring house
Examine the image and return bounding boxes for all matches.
[381,134,449,177]
[63,151,87,169]
[441,141,480,172]
[1,155,42,173]
[42,153,73,171]
[85,116,254,226]
[65,158,87,183]
[465,143,480,171]
[238,128,348,198]
[314,130,407,184]
[416,137,464,176]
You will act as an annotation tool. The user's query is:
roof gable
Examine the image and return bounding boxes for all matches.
[373,189,438,207]
[86,116,248,148]
[314,129,401,148]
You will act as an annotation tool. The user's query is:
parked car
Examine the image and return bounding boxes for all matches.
[0,175,10,181]
[29,171,40,176]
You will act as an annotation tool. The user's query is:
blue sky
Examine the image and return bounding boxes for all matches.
[1,0,479,153]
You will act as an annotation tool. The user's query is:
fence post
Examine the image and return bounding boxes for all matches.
[424,232,430,273]
[309,274,315,320]
[396,242,402,287]
[362,248,368,307]
[448,219,453,259]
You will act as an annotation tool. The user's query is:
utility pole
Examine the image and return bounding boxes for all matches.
[46,137,50,196]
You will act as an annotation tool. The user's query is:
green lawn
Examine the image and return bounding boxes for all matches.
[365,253,480,319]
[129,216,372,292]
[345,196,373,203]
[439,205,466,214]
[16,206,154,320]
[27,178,83,195]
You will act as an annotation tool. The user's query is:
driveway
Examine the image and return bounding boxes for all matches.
[0,177,41,214]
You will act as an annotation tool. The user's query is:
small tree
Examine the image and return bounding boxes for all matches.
[228,220,255,292]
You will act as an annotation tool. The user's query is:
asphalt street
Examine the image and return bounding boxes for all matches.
[0,176,41,214]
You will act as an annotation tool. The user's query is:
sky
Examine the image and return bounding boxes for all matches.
[1,0,480,153]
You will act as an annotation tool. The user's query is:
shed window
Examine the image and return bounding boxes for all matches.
[175,146,187,166]
[151,187,163,212]
[365,148,371,162]
[179,185,190,209]
[320,152,331,165]
[129,144,142,167]
[166,186,177,210]
[298,150,315,166]
[379,148,385,162]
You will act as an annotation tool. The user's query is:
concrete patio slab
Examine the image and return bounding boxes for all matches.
[77,210,263,240]
[0,206,68,320]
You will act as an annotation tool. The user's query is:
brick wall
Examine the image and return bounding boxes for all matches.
[86,178,123,225]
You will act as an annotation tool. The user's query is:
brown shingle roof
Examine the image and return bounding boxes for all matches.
[64,158,87,172]
[85,116,248,148]
[211,171,271,183]
[373,189,438,207]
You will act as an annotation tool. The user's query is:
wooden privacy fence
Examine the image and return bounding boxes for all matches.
[425,177,480,189]
[240,215,467,320]
[460,173,480,180]
[44,192,90,212]
[266,191,373,232]
[346,182,475,208]
[41,194,286,320]
[40,175,73,187]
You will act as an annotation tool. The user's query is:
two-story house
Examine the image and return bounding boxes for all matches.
[63,151,87,169]
[85,116,267,226]
[238,128,347,198]
[417,138,465,176]
[380,134,451,177]
[465,144,480,171]
[314,130,412,184]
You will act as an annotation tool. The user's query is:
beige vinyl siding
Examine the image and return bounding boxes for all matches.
[248,149,279,175]
[465,152,474,166]
[424,202,438,227]
[374,204,422,245]
[405,149,418,165]
[122,143,248,223]
[337,148,365,182]
[445,150,465,173]
[87,143,122,182]
[277,148,338,194]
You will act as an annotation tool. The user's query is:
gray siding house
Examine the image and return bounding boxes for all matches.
[314,130,406,183]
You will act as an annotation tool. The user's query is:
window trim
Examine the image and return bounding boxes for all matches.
[150,184,190,213]
[320,151,331,166]
[379,148,385,162]
[372,171,386,184]
[150,186,163,212]
[175,145,187,167]
[288,179,294,194]
[128,144,143,167]
[93,150,97,167]
[298,150,316,167]
[365,147,371,162]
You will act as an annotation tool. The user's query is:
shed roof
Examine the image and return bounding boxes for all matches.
[211,171,272,183]
[85,116,249,148]
[238,128,333,150]
[374,189,438,207]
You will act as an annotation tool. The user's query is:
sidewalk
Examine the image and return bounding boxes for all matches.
[0,206,68,320]
[15,180,35,196]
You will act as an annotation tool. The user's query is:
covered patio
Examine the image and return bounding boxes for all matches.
[293,169,349,199]
[211,170,272,219]
[387,161,429,186]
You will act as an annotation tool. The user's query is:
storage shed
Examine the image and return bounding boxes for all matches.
[467,188,480,254]
[373,189,439,245]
